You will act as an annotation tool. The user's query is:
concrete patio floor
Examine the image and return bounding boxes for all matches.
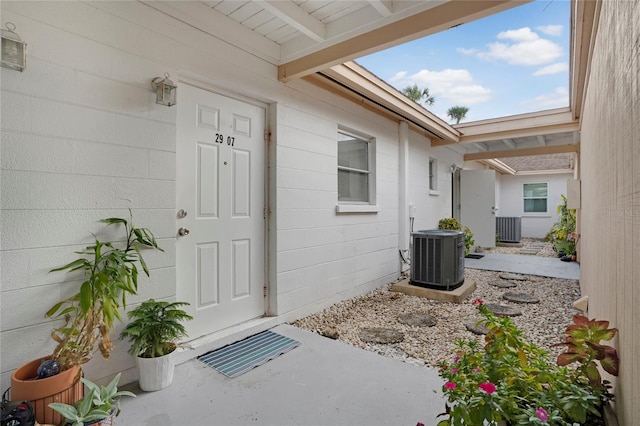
[118,324,445,426]
[464,252,580,280]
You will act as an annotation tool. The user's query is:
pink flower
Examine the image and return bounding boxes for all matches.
[535,408,548,421]
[451,368,459,373]
[444,381,457,390]
[472,298,484,306]
[478,382,496,394]
[453,356,460,363]
[472,367,481,373]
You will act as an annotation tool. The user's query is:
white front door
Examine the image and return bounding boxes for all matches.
[176,84,265,340]
[460,170,496,249]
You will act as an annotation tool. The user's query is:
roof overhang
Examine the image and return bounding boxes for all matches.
[278,0,532,81]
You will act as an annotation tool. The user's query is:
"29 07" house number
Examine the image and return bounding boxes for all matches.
[215,133,235,146]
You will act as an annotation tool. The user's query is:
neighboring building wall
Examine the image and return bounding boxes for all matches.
[579,1,640,424]
[496,173,572,238]
[0,2,460,390]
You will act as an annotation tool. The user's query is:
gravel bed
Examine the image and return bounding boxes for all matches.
[484,238,558,258]
[291,268,580,368]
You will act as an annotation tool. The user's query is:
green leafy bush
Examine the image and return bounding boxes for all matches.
[548,195,577,255]
[438,218,474,256]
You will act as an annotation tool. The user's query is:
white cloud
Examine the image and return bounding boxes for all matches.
[537,25,563,36]
[389,71,407,83]
[497,27,539,42]
[457,47,478,55]
[521,87,569,109]
[393,68,492,105]
[532,62,569,76]
[476,27,563,66]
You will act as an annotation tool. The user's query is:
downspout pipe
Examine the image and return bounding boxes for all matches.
[399,121,410,251]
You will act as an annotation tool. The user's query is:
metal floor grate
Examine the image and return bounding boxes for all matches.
[198,330,300,378]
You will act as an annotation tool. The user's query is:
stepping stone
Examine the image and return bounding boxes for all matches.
[397,312,437,327]
[503,292,540,304]
[465,319,490,335]
[499,272,528,281]
[359,327,404,344]
[489,280,517,288]
[484,303,522,317]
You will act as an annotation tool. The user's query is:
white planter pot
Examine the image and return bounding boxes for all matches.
[136,350,175,391]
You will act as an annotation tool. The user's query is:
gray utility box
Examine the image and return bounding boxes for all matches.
[411,230,465,291]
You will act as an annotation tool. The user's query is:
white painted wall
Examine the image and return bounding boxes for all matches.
[0,1,461,391]
[495,173,572,238]
[579,2,640,423]
[408,137,460,232]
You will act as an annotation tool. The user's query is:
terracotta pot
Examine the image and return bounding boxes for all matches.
[136,346,176,391]
[11,357,83,425]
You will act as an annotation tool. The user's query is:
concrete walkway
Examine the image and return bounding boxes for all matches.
[119,324,446,426]
[464,252,580,280]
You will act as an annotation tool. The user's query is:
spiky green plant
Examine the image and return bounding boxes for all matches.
[120,299,193,358]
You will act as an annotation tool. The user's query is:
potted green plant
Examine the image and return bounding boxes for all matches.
[48,373,135,426]
[120,299,193,391]
[11,214,162,424]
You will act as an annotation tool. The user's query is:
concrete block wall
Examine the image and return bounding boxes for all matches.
[579,0,640,424]
[0,1,461,390]
[496,172,573,238]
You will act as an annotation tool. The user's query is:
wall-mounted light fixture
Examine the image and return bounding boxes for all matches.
[450,164,461,174]
[1,22,27,72]
[151,73,176,107]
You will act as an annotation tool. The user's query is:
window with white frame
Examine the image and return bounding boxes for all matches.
[523,183,548,213]
[429,157,438,192]
[337,129,375,204]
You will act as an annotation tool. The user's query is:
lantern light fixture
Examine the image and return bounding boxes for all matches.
[151,73,177,107]
[1,22,27,72]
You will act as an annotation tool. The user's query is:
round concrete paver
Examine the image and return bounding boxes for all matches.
[397,312,437,327]
[359,327,404,344]
[499,272,528,281]
[485,303,522,317]
[465,319,490,335]
[489,280,517,288]
[503,292,540,304]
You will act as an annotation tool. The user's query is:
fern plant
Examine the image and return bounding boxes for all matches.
[120,299,193,358]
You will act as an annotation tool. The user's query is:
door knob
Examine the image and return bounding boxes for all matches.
[177,209,188,218]
[178,227,190,236]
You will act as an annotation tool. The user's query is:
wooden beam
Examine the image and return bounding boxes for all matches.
[464,143,579,161]
[278,0,530,81]
[259,0,326,42]
[368,0,393,17]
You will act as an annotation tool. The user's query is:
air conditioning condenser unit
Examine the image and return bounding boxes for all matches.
[411,230,465,290]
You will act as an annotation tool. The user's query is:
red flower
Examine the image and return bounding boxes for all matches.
[478,382,496,394]
[472,298,484,306]
[444,381,457,390]
[416,423,425,426]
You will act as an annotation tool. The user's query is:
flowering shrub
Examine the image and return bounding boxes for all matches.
[436,299,603,425]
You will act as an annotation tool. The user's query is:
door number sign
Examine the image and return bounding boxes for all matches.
[215,133,235,146]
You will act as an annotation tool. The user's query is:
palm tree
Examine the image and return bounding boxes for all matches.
[402,84,435,106]
[447,106,470,124]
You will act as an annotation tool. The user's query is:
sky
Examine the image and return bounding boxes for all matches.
[356,0,570,124]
